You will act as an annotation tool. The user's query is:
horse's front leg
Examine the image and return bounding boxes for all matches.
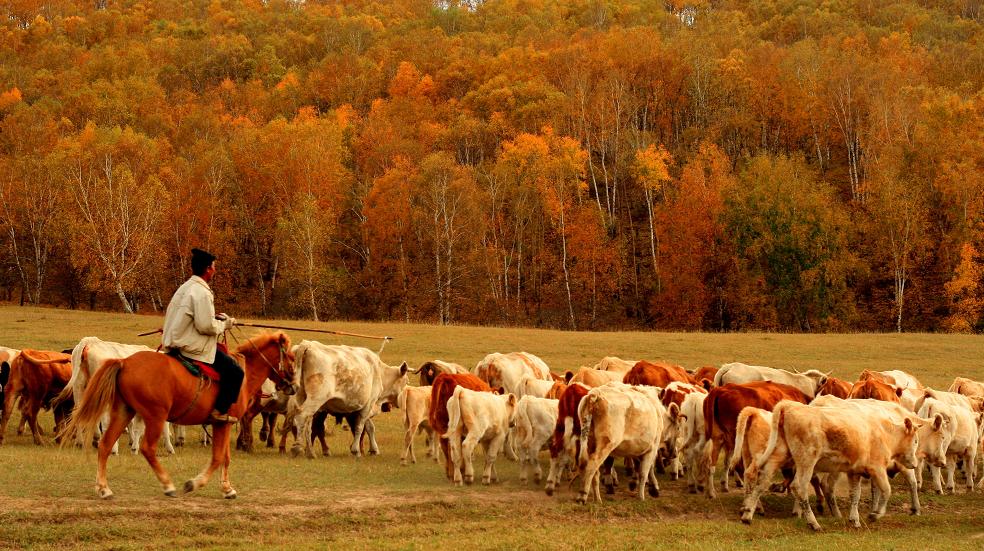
[220,425,236,499]
[185,423,231,495]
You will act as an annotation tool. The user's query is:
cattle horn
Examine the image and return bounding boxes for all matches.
[792,367,801,374]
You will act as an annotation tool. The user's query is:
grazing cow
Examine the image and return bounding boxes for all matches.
[659,381,708,479]
[545,382,590,496]
[702,381,811,497]
[564,367,623,388]
[290,341,408,458]
[857,369,923,390]
[509,395,559,484]
[691,366,719,386]
[411,360,468,386]
[54,337,172,455]
[678,390,709,493]
[948,377,984,400]
[714,362,827,399]
[918,397,981,494]
[0,350,72,445]
[593,356,637,373]
[623,360,694,388]
[815,375,853,399]
[762,399,948,531]
[516,376,556,399]
[576,382,683,504]
[446,386,517,485]
[430,373,493,480]
[474,352,551,395]
[399,385,437,465]
[848,377,903,403]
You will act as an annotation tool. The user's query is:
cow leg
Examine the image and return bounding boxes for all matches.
[931,461,944,494]
[963,450,976,492]
[347,411,368,457]
[636,451,658,500]
[258,412,270,442]
[789,458,821,531]
[846,474,863,528]
[185,422,231,494]
[427,427,440,462]
[95,402,135,499]
[577,453,608,505]
[402,420,419,466]
[365,418,380,455]
[915,458,925,489]
[290,402,318,459]
[601,456,617,494]
[868,470,891,522]
[900,468,920,515]
[265,413,277,448]
[161,422,175,455]
[704,439,721,498]
[484,435,506,485]
[175,425,186,447]
[809,475,826,516]
[460,432,480,485]
[946,458,957,494]
[137,417,176,496]
[720,442,735,493]
[740,448,784,524]
[545,451,567,496]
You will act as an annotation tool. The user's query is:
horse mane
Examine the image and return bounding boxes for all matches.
[235,331,290,356]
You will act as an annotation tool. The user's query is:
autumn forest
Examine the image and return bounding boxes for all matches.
[1,0,983,332]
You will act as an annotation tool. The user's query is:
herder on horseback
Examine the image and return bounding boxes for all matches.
[60,248,297,499]
[162,248,241,423]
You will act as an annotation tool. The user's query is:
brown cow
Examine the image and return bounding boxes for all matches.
[702,381,811,497]
[691,366,719,387]
[545,382,591,496]
[857,369,923,390]
[660,381,709,409]
[623,360,695,388]
[848,377,902,403]
[0,350,72,445]
[545,381,567,400]
[815,375,853,399]
[564,367,622,388]
[430,373,492,481]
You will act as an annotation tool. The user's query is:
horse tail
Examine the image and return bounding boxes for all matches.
[58,359,123,448]
[52,341,91,409]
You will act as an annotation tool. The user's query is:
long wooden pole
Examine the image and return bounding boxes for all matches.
[138,323,392,341]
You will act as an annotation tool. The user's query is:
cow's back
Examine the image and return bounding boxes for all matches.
[704,381,810,443]
[429,373,491,436]
[848,378,901,403]
[550,383,590,457]
[624,360,693,388]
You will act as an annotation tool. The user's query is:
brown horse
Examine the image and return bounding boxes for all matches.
[61,332,296,499]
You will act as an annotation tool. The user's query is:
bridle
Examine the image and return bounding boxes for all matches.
[236,328,294,392]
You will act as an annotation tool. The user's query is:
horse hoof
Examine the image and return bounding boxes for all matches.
[164,489,177,498]
[98,488,114,500]
[183,480,196,494]
[224,490,238,500]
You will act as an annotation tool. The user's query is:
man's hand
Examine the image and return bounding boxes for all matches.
[215,313,228,321]
[223,317,237,330]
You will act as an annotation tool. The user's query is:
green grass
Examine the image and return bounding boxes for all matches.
[1,304,983,549]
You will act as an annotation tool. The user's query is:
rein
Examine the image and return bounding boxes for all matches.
[171,376,210,423]
[235,327,292,390]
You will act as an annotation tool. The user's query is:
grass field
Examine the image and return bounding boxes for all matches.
[1,304,983,550]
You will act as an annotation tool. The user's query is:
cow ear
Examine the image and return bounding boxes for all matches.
[507,393,516,406]
[933,414,944,432]
[497,387,506,396]
[818,375,828,386]
[904,417,916,434]
[668,402,680,420]
[658,388,666,401]
[895,386,904,398]
[0,361,8,387]
[564,371,574,384]
[700,378,713,391]
[399,362,408,376]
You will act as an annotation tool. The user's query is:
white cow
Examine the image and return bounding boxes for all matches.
[677,389,708,494]
[474,352,552,395]
[509,396,559,484]
[592,357,637,374]
[755,398,950,530]
[715,362,827,398]
[516,376,556,399]
[54,337,174,455]
[918,397,982,494]
[290,341,408,458]
[576,382,683,504]
[398,385,437,465]
[446,386,518,485]
[949,377,984,400]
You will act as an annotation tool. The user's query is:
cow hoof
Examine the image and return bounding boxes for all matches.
[97,488,114,500]
[290,447,301,458]
[400,460,408,467]
[534,475,542,485]
[224,489,237,500]
[545,486,554,497]
[464,477,474,486]
[482,478,491,485]
[850,520,861,529]
[605,484,616,495]
[183,480,196,494]
[628,481,637,492]
[910,508,920,516]
[648,486,659,498]
[369,449,380,456]
[809,523,822,532]
[741,516,752,525]
[575,494,587,505]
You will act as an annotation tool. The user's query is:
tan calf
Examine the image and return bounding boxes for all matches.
[509,396,559,484]
[399,385,437,465]
[565,367,623,388]
[446,386,518,485]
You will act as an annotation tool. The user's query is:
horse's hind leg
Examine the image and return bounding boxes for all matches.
[138,417,176,496]
[185,423,231,495]
[96,402,135,499]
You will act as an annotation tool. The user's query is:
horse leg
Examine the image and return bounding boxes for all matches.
[185,423,231,495]
[96,403,135,499]
[220,424,236,499]
[138,417,177,497]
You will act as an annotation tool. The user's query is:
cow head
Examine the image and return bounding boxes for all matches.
[917,413,951,469]
[503,393,518,420]
[660,402,685,463]
[379,361,409,412]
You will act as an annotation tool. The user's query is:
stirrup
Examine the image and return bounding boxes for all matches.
[208,410,238,424]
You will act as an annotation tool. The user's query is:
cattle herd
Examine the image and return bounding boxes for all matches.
[2,338,984,532]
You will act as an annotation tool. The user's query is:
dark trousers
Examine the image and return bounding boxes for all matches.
[211,349,244,414]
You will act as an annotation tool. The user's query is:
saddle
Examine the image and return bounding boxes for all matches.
[165,344,225,382]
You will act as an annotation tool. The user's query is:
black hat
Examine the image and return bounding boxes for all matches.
[191,248,217,275]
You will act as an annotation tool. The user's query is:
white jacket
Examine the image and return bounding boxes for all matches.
[161,276,230,363]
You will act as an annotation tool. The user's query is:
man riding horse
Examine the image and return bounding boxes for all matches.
[161,248,242,423]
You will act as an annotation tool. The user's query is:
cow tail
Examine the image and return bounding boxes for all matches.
[703,390,718,444]
[757,400,790,471]
[579,394,597,468]
[58,359,123,448]
[293,343,308,406]
[729,408,754,472]
[446,386,464,439]
[398,387,409,428]
[713,364,729,387]
[946,379,960,394]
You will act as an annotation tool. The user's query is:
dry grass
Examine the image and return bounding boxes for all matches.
[1,304,983,549]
